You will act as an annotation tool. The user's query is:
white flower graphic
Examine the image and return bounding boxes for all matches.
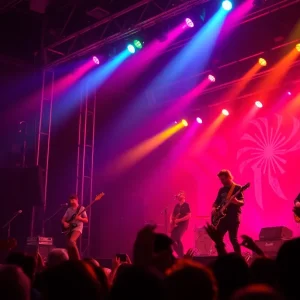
[237,115,300,209]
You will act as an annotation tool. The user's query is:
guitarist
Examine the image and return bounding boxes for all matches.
[61,194,88,258]
[170,191,191,258]
[212,170,244,255]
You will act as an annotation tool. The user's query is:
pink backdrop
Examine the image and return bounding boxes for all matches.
[143,112,300,252]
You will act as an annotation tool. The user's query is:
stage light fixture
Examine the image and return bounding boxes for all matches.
[127,44,136,54]
[222,109,229,116]
[255,101,263,108]
[196,117,203,124]
[185,18,194,28]
[296,44,300,52]
[133,39,143,49]
[92,56,100,65]
[208,74,216,82]
[258,58,267,66]
[222,0,233,11]
[288,91,292,96]
[182,119,188,127]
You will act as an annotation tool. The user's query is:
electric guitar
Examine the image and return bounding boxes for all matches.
[169,213,180,232]
[61,192,104,235]
[211,183,250,227]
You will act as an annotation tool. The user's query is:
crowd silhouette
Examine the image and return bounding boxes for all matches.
[0,223,298,300]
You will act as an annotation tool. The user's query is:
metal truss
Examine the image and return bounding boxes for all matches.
[45,0,211,68]
[76,82,96,257]
[35,69,54,236]
[45,0,299,68]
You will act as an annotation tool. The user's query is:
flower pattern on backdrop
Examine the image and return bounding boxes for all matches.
[237,115,300,209]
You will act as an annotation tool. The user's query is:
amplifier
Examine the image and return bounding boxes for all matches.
[26,236,53,246]
[259,226,293,241]
[25,244,53,264]
[255,239,287,256]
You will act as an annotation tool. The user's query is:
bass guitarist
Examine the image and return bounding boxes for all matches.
[170,191,191,258]
[61,194,88,258]
[212,170,244,255]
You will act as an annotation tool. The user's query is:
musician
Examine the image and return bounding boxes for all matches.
[170,191,191,258]
[61,195,88,258]
[212,170,244,255]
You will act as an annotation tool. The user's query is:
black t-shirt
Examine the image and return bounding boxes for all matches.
[213,184,244,222]
[172,202,191,229]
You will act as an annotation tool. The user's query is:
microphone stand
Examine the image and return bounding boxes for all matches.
[43,205,67,236]
[2,212,22,238]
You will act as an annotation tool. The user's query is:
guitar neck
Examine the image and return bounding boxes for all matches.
[224,189,240,208]
[76,199,96,216]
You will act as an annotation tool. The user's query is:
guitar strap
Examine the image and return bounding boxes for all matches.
[226,183,236,201]
[67,205,82,222]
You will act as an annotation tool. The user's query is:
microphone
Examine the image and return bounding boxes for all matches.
[60,203,68,207]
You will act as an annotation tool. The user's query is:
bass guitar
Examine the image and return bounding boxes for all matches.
[61,192,104,235]
[211,183,250,227]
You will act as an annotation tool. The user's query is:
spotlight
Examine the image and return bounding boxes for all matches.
[92,56,100,65]
[296,44,300,52]
[185,18,194,28]
[222,0,233,11]
[222,109,229,116]
[258,58,267,67]
[287,91,292,96]
[196,117,203,124]
[127,44,135,54]
[255,101,263,108]
[182,119,188,127]
[208,74,216,82]
[133,39,143,49]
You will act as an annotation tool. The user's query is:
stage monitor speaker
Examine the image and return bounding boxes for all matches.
[194,227,214,255]
[254,239,287,257]
[259,226,293,241]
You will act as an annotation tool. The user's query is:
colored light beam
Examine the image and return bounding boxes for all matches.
[149,7,230,94]
[52,51,130,122]
[255,48,300,102]
[218,0,253,43]
[106,23,187,90]
[222,62,262,102]
[106,122,184,176]
[190,112,227,156]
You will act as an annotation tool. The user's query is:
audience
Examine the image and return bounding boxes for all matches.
[0,224,297,300]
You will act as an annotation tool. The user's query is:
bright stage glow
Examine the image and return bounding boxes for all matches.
[208,74,216,82]
[296,44,300,52]
[196,117,203,124]
[133,40,143,49]
[287,91,292,96]
[222,109,229,116]
[222,0,233,11]
[127,44,136,54]
[182,119,188,127]
[255,101,263,108]
[258,58,267,67]
[185,18,194,28]
[92,56,100,65]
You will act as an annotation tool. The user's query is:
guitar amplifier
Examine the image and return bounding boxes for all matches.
[259,226,293,241]
[26,236,54,263]
[26,236,53,246]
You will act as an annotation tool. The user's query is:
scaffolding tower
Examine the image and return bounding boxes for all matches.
[35,69,54,236]
[76,81,96,256]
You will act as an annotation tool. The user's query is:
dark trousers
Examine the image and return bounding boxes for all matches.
[217,218,241,255]
[171,226,186,258]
